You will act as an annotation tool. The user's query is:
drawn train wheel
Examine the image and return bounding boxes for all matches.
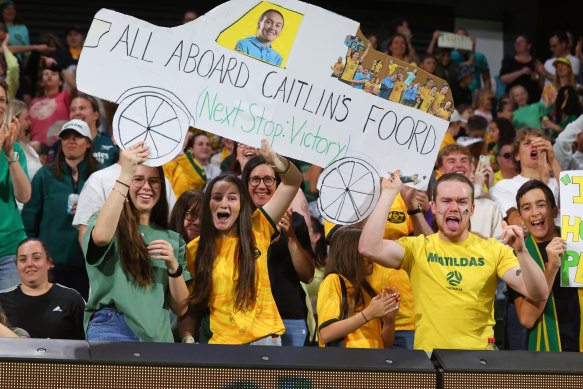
[115,94,183,166]
[317,157,380,225]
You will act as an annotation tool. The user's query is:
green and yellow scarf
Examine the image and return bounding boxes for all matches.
[525,232,562,351]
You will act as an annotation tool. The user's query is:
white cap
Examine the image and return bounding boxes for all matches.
[59,119,92,140]
[450,109,467,123]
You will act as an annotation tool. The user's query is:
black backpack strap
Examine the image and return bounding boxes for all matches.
[325,274,348,347]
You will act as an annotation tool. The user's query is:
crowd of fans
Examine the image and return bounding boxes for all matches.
[1,3,583,353]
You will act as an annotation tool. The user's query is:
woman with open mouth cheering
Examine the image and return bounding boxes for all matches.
[182,139,302,345]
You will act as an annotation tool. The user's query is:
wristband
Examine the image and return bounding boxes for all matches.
[361,311,369,323]
[182,336,195,343]
[407,204,422,215]
[116,179,130,189]
[168,264,183,278]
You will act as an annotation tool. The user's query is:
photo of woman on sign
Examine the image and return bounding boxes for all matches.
[235,9,284,66]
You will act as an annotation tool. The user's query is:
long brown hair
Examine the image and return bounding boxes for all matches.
[188,173,257,311]
[116,166,168,286]
[169,189,204,242]
[52,142,99,179]
[325,227,376,315]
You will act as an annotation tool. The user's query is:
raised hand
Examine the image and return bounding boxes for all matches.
[545,237,566,270]
[119,141,150,180]
[381,170,403,195]
[2,116,20,158]
[501,221,527,253]
[148,239,179,273]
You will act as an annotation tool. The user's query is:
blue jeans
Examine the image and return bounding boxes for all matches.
[281,319,307,346]
[393,330,415,350]
[86,307,140,342]
[249,335,282,346]
[0,255,20,291]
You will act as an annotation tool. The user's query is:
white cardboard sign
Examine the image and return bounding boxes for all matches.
[77,0,452,224]
[560,171,583,287]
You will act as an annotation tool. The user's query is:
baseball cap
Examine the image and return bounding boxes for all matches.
[552,57,572,68]
[58,119,92,140]
[449,109,467,123]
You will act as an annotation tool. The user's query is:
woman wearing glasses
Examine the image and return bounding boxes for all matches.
[169,189,204,244]
[82,141,190,342]
[240,155,314,346]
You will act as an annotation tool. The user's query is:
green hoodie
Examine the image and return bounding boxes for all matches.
[22,160,89,266]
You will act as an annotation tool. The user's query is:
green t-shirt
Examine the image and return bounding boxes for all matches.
[0,142,28,257]
[83,213,192,342]
[512,102,552,130]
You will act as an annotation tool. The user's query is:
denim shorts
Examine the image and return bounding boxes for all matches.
[86,307,140,342]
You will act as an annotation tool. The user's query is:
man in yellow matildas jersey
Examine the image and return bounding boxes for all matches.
[360,172,548,352]
[340,43,371,84]
[388,73,407,103]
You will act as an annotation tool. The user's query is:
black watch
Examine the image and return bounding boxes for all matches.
[407,204,423,215]
[168,264,183,278]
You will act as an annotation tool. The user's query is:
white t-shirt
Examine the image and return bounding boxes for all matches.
[490,174,559,215]
[72,163,177,229]
[203,163,221,184]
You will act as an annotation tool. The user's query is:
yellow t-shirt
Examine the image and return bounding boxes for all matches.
[431,93,446,113]
[341,57,361,81]
[440,133,456,150]
[372,83,380,95]
[367,263,415,331]
[388,81,407,103]
[435,108,452,120]
[396,233,519,351]
[317,274,383,348]
[363,81,374,93]
[419,93,435,113]
[186,208,284,344]
[163,152,206,198]
[388,63,398,75]
[333,62,344,77]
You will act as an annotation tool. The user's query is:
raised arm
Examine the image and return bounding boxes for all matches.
[91,143,148,246]
[278,209,314,283]
[501,223,548,302]
[259,140,302,224]
[513,236,565,328]
[42,56,77,93]
[427,30,441,56]
[359,172,406,268]
[2,118,31,203]
[400,185,434,236]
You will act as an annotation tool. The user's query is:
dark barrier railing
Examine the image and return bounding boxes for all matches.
[0,338,435,388]
[2,339,583,388]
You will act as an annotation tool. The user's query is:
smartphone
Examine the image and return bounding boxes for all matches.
[478,155,490,171]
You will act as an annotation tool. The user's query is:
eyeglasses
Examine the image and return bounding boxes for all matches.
[184,210,199,222]
[501,152,513,159]
[132,177,162,189]
[249,176,276,187]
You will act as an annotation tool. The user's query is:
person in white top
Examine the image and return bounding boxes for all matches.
[491,128,561,226]
[553,114,583,170]
[436,144,503,239]
[6,100,42,180]
[72,159,176,245]
[543,31,580,86]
